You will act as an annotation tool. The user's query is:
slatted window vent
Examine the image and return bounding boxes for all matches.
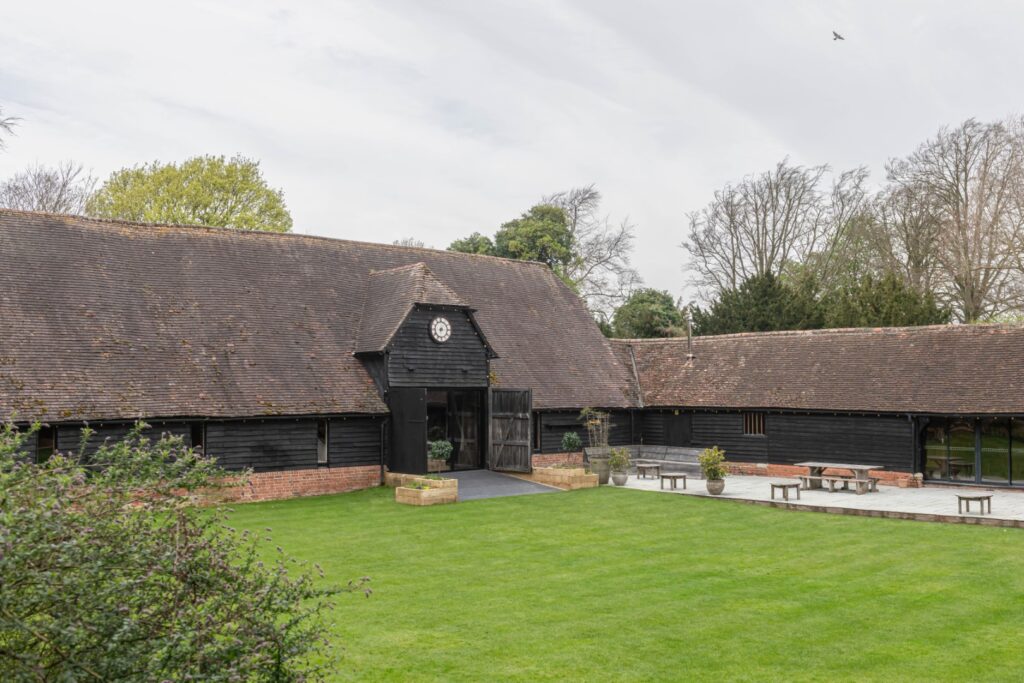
[743,412,766,436]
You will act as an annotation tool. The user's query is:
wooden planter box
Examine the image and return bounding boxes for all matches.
[533,466,599,490]
[395,485,458,506]
[385,472,458,490]
[428,459,451,473]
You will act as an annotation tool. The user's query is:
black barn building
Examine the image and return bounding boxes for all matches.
[2,210,1023,496]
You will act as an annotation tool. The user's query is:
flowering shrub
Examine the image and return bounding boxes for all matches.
[0,422,369,681]
[428,439,454,460]
[560,431,583,452]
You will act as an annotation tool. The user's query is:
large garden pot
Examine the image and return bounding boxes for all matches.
[705,479,725,495]
[611,471,628,486]
[588,455,610,485]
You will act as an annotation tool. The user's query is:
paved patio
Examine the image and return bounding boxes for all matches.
[623,473,1024,527]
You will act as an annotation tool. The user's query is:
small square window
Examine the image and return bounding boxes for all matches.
[317,420,329,465]
[743,412,765,436]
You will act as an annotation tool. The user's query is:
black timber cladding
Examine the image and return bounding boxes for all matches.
[640,410,692,447]
[56,422,192,458]
[387,307,489,389]
[328,416,384,467]
[204,417,384,472]
[537,410,632,453]
[662,410,914,470]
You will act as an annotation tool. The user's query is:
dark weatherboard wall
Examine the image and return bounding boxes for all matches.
[387,307,489,389]
[639,409,915,471]
[536,410,633,453]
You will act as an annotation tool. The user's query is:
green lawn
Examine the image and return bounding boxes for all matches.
[227,486,1024,682]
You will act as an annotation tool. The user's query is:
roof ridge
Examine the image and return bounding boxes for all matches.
[0,209,553,270]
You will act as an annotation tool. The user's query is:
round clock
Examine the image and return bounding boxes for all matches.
[429,316,452,343]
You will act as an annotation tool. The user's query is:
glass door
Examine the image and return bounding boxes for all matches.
[979,418,1010,484]
[948,419,976,482]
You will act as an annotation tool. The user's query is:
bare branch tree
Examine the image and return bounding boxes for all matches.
[869,176,944,295]
[683,159,866,300]
[887,117,1024,321]
[541,184,640,319]
[0,106,18,150]
[393,237,427,248]
[0,161,97,214]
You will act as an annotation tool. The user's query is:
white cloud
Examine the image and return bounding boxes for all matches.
[2,0,1023,301]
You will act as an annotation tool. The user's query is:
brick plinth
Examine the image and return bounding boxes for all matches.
[532,452,584,468]
[724,461,916,487]
[208,466,381,503]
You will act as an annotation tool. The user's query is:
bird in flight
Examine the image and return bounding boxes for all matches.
[833,30,845,41]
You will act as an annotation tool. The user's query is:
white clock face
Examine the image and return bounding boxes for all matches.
[430,316,452,343]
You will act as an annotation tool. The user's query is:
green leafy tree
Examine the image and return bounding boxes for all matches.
[823,273,950,328]
[0,423,367,680]
[492,204,574,270]
[691,273,823,336]
[448,231,495,255]
[87,155,292,232]
[611,288,684,338]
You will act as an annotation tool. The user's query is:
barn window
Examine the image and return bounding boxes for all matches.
[743,412,765,436]
[36,425,55,463]
[317,420,329,465]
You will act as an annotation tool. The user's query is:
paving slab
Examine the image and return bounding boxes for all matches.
[448,470,561,501]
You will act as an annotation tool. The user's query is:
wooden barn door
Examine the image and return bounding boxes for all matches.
[488,388,532,472]
[390,388,427,474]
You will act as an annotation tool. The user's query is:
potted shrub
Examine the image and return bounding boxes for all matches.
[580,408,611,485]
[699,445,727,495]
[427,439,453,472]
[608,447,631,486]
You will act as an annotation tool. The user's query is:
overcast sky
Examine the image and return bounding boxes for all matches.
[2,1,1023,301]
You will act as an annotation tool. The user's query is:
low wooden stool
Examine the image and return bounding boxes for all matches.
[636,463,660,479]
[770,481,801,501]
[957,493,992,515]
[660,473,687,490]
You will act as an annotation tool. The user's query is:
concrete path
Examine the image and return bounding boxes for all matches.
[623,473,1024,527]
[448,470,561,501]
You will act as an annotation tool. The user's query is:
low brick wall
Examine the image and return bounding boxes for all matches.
[532,452,584,468]
[210,465,381,503]
[725,461,918,487]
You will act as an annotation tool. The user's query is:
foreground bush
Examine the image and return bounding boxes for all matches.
[0,423,367,681]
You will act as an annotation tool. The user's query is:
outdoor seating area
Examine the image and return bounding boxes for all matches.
[623,473,1024,526]
[796,461,882,495]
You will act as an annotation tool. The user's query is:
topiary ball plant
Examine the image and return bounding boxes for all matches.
[428,440,454,461]
[560,431,583,453]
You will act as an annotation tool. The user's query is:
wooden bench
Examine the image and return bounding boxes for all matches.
[636,463,661,480]
[957,493,992,515]
[659,473,687,490]
[770,481,801,501]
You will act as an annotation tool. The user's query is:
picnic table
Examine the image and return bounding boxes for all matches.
[795,461,883,496]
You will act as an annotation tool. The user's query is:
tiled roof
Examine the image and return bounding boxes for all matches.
[355,263,469,353]
[0,210,635,422]
[618,324,1024,414]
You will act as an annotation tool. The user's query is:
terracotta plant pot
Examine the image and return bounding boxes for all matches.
[611,471,628,486]
[705,479,725,495]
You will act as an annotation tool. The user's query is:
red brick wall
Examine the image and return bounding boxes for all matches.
[205,465,381,503]
[532,452,584,468]
[724,461,917,487]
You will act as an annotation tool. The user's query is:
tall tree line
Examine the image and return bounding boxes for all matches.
[684,115,1024,326]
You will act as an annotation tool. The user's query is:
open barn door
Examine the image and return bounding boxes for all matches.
[488,388,532,472]
[390,387,427,474]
